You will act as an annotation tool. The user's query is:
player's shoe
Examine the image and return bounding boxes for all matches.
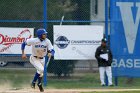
[109,84,114,87]
[37,83,44,92]
[31,82,36,89]
[101,84,105,86]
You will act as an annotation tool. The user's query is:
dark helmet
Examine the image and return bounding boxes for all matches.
[36,28,47,38]
[101,38,107,43]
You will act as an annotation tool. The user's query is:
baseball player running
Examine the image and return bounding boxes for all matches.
[21,28,54,92]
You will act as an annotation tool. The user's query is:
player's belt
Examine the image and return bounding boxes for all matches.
[34,56,44,59]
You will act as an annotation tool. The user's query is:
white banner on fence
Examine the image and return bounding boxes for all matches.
[53,25,104,60]
[0,27,34,54]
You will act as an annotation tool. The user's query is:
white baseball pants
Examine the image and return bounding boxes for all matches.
[30,55,45,77]
[99,66,113,85]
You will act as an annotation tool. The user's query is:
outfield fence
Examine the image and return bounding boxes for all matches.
[0,0,108,75]
[1,0,140,88]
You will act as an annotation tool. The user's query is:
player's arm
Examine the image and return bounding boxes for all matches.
[95,47,104,61]
[95,47,100,60]
[47,49,55,58]
[21,38,33,59]
[108,48,113,62]
[47,50,52,58]
[47,40,55,58]
[21,41,27,59]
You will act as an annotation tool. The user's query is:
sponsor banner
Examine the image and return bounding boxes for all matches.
[112,57,140,77]
[0,27,34,54]
[53,25,104,60]
[110,0,140,76]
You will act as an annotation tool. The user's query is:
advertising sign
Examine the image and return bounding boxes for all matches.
[53,25,104,60]
[110,0,140,77]
[0,27,34,54]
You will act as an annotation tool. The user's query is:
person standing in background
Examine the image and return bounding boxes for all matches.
[95,38,113,86]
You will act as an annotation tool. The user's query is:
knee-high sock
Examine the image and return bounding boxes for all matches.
[32,72,40,83]
[38,77,43,85]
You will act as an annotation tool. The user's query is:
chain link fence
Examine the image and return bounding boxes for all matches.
[0,0,106,77]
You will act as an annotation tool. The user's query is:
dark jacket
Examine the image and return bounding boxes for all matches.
[95,45,113,67]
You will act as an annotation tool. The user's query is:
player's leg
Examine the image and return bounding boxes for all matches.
[38,58,45,86]
[37,58,45,92]
[105,66,113,86]
[31,72,40,88]
[37,76,44,92]
[30,56,44,91]
[99,67,106,86]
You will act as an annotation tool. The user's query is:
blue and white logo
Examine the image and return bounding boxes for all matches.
[116,2,140,54]
[55,36,70,49]
[110,0,140,77]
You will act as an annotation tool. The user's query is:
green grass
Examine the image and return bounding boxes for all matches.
[1,69,140,90]
[47,73,101,89]
[47,73,140,89]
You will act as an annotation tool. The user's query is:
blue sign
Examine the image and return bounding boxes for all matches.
[110,0,140,77]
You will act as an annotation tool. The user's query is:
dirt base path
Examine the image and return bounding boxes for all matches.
[1,88,140,93]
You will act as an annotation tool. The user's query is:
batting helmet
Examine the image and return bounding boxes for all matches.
[36,28,47,38]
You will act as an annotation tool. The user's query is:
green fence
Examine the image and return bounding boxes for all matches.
[0,0,107,77]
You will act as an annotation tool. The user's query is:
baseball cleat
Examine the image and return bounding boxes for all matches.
[38,83,44,92]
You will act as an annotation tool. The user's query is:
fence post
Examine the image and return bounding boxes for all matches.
[43,0,47,30]
[43,0,47,86]
[105,0,109,86]
[105,0,108,39]
[44,56,48,86]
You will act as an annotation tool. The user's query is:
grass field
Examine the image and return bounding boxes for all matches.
[0,69,140,93]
